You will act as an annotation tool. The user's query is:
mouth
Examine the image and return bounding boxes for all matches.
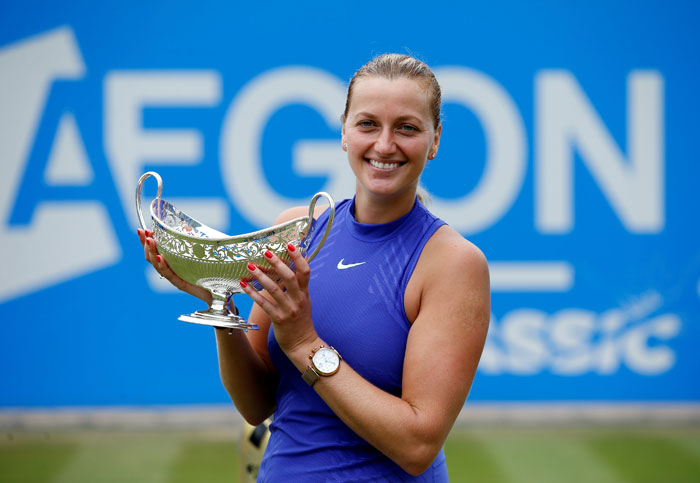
[365,158,406,171]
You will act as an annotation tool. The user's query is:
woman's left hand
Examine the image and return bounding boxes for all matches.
[240,243,318,356]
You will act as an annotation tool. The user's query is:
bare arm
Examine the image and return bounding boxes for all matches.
[213,305,277,425]
[137,223,279,425]
[242,225,490,475]
[215,204,332,423]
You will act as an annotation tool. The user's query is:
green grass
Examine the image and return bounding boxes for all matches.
[168,440,238,483]
[0,431,238,483]
[1,427,699,482]
[0,434,79,483]
[444,427,700,483]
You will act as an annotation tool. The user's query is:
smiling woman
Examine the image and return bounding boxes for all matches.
[341,55,442,224]
[342,75,441,223]
[139,53,490,482]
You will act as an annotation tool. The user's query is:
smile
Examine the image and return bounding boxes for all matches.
[366,158,405,171]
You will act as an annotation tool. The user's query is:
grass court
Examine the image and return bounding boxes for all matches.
[1,425,699,482]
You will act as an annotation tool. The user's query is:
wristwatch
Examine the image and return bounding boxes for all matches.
[302,345,342,386]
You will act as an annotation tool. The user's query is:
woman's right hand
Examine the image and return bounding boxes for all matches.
[137,228,212,305]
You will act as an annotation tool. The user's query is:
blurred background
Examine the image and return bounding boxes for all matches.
[1,0,698,481]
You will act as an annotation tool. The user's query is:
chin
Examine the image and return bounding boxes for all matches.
[361,182,416,200]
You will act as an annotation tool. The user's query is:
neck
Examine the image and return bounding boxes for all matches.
[353,185,417,224]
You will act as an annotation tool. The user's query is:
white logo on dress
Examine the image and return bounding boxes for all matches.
[337,259,366,270]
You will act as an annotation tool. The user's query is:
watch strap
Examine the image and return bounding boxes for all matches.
[302,366,320,386]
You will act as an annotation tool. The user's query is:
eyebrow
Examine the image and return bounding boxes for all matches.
[353,112,425,125]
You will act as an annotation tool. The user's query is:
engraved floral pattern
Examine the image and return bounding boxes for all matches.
[153,218,310,263]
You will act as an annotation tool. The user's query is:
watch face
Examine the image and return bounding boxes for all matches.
[312,347,340,375]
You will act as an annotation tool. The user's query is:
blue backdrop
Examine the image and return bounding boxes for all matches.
[1,1,698,406]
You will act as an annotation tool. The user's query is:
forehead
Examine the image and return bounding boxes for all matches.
[347,76,432,120]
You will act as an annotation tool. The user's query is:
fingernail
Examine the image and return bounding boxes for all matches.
[240,280,247,289]
[247,262,256,271]
[156,255,162,263]
[137,229,143,236]
[287,243,296,252]
[264,250,273,259]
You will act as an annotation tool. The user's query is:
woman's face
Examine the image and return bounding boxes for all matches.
[342,76,441,203]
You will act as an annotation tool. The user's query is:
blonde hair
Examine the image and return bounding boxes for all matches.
[342,53,442,129]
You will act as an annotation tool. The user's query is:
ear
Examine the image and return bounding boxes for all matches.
[341,124,347,151]
[433,123,442,150]
[430,124,442,158]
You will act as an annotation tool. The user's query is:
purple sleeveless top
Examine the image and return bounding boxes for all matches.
[258,197,448,482]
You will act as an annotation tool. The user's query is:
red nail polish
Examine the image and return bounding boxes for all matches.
[240,280,247,289]
[137,229,143,236]
[247,262,256,271]
[264,250,273,259]
[156,255,162,263]
[287,243,296,252]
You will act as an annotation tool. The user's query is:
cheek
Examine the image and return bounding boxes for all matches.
[346,138,373,159]
[405,139,432,158]
[346,131,369,146]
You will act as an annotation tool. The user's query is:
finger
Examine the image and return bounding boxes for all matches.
[155,254,193,293]
[143,235,152,262]
[155,254,183,289]
[262,249,298,292]
[145,237,162,268]
[240,278,280,321]
[154,254,212,303]
[144,237,158,264]
[253,263,281,282]
[246,261,292,311]
[287,243,311,290]
[137,228,150,262]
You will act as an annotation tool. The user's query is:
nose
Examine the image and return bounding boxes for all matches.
[374,128,397,156]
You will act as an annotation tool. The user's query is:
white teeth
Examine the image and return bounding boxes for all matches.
[369,159,400,170]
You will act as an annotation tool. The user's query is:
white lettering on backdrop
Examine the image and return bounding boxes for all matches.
[0,27,678,376]
[0,27,119,303]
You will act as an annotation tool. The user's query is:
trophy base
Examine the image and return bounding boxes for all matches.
[178,311,259,331]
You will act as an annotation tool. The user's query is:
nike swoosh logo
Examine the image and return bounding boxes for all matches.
[337,259,366,270]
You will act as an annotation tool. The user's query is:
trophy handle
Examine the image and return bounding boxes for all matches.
[305,192,335,263]
[135,171,163,231]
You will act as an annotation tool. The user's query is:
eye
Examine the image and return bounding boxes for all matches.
[398,124,419,133]
[357,120,375,128]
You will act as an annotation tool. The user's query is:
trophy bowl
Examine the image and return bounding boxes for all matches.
[136,171,335,331]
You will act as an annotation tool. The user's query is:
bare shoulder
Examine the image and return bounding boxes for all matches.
[409,224,490,334]
[423,225,489,284]
[405,224,489,326]
[273,204,329,225]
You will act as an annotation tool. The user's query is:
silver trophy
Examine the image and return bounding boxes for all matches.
[136,171,335,331]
